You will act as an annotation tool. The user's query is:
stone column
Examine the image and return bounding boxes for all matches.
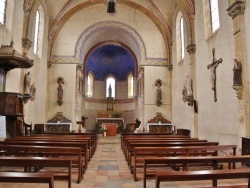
[227,1,250,144]
[187,44,198,138]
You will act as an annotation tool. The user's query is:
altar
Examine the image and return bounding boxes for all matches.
[147,123,174,133]
[96,118,124,134]
[45,123,72,133]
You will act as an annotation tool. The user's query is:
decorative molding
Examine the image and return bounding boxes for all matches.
[22,38,32,49]
[227,1,245,19]
[186,44,196,55]
[167,64,173,71]
[233,85,243,100]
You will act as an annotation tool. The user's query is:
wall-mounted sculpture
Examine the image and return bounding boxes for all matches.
[182,74,193,106]
[23,72,34,103]
[155,79,162,106]
[232,58,243,99]
[207,48,223,102]
[24,72,31,94]
[57,77,64,105]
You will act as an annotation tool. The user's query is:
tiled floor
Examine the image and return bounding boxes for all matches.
[0,135,249,188]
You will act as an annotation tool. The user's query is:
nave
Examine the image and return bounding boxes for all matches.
[0,135,248,188]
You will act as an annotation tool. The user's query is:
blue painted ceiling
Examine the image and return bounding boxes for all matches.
[86,44,136,81]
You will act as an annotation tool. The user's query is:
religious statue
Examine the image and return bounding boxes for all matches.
[233,58,242,86]
[207,48,223,102]
[155,79,162,106]
[108,84,112,98]
[30,82,36,101]
[207,48,223,91]
[182,74,193,105]
[24,72,32,94]
[57,77,64,105]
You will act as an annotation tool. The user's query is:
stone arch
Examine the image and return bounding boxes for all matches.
[48,0,171,66]
[53,21,147,66]
[175,0,195,46]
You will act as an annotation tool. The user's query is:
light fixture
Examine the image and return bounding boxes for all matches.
[107,0,116,14]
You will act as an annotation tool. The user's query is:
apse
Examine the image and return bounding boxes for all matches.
[86,44,136,81]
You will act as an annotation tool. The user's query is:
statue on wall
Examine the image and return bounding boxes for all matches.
[30,82,36,101]
[182,74,193,106]
[155,79,162,106]
[233,58,242,86]
[207,48,223,102]
[24,72,32,94]
[57,77,64,105]
[108,84,112,98]
[76,66,83,94]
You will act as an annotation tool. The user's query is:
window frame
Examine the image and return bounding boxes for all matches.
[0,0,6,25]
[106,75,116,99]
[87,72,94,98]
[127,72,133,98]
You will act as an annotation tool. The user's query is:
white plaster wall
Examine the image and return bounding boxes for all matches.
[1,0,24,93]
[143,66,171,127]
[171,8,193,132]
[52,4,167,59]
[24,1,49,125]
[244,0,250,117]
[47,64,77,128]
[195,0,238,144]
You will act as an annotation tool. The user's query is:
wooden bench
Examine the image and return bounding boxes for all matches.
[132,145,236,182]
[126,141,219,167]
[121,134,190,149]
[6,136,94,159]
[0,172,54,188]
[155,168,250,188]
[44,132,98,153]
[0,144,84,183]
[143,154,250,188]
[0,156,71,188]
[122,137,202,154]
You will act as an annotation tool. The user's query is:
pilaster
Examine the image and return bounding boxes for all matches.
[227,1,250,143]
[186,44,198,138]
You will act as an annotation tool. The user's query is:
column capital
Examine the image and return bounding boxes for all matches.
[167,64,173,71]
[186,44,196,55]
[227,1,245,19]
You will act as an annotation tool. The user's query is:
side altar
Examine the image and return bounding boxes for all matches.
[96,118,124,134]
[46,112,72,133]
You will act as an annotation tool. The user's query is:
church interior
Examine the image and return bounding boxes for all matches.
[0,0,250,187]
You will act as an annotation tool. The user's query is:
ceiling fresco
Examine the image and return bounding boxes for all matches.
[86,44,136,81]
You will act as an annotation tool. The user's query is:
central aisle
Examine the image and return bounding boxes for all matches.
[78,135,247,188]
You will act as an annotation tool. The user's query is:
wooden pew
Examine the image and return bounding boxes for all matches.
[0,156,71,188]
[121,133,190,148]
[133,145,236,182]
[122,137,202,154]
[143,154,250,187]
[44,132,98,153]
[0,144,84,183]
[126,141,219,166]
[6,136,94,159]
[0,172,54,188]
[0,140,89,163]
[155,168,250,188]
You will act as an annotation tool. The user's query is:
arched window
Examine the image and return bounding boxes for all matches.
[180,16,185,60]
[127,73,133,98]
[0,0,6,25]
[210,0,220,33]
[176,11,185,62]
[203,0,220,38]
[87,72,94,97]
[33,10,40,54]
[106,76,115,98]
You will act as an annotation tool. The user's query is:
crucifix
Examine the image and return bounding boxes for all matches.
[207,48,223,102]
